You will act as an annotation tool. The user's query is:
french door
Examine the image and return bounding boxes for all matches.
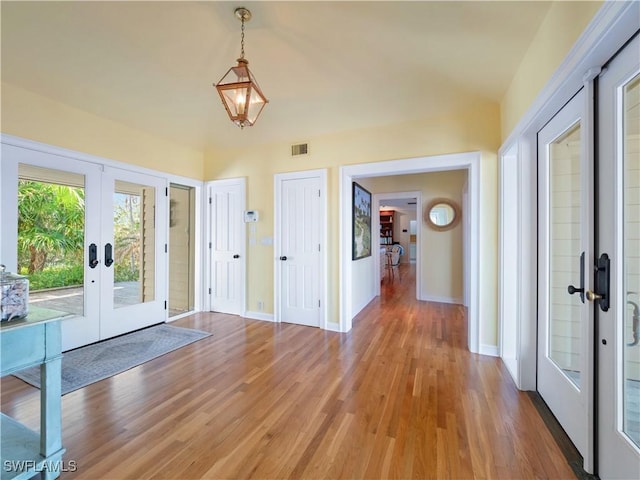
[0,142,167,351]
[596,34,640,479]
[97,167,167,341]
[538,89,593,464]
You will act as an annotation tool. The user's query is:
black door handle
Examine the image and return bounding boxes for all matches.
[279,256,287,261]
[233,254,240,259]
[567,252,585,303]
[89,243,99,268]
[587,253,610,312]
[105,243,114,267]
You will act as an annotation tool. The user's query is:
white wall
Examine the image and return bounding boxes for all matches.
[351,255,377,317]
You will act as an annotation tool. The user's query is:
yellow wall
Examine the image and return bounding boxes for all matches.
[205,102,501,345]
[500,1,602,140]
[1,82,204,179]
[2,76,502,346]
[363,171,467,302]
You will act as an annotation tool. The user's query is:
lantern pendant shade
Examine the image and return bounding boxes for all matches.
[215,58,268,128]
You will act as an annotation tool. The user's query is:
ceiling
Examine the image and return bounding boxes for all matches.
[379,198,417,214]
[1,1,553,152]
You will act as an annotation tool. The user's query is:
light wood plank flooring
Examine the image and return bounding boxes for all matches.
[1,265,575,479]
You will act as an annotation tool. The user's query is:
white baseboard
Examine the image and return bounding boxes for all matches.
[480,344,499,357]
[420,295,463,305]
[243,311,275,322]
[324,322,342,332]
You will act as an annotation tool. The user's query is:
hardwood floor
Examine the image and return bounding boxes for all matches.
[1,264,575,479]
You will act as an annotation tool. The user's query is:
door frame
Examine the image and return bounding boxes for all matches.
[498,1,639,393]
[167,179,204,321]
[339,152,482,354]
[205,177,247,316]
[274,169,328,329]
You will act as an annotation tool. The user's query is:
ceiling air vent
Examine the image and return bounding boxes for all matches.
[291,142,309,156]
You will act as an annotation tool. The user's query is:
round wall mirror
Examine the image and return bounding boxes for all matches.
[424,198,461,231]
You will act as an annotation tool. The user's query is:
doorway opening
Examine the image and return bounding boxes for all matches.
[374,191,421,299]
[168,183,196,318]
[340,151,481,354]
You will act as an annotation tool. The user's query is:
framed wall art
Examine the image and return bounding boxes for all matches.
[352,182,372,260]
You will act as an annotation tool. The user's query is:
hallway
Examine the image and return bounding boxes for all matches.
[1,268,575,479]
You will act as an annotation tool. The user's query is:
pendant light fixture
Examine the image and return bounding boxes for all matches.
[214,7,268,129]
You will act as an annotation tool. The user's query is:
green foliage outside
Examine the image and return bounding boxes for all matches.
[17,180,141,291]
[19,264,84,290]
[18,180,85,274]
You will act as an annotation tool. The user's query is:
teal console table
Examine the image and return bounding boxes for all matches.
[1,307,69,480]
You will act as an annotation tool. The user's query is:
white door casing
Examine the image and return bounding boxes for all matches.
[340,152,481,352]
[596,33,640,479]
[275,169,327,328]
[208,178,246,316]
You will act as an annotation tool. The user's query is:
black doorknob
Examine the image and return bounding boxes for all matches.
[233,254,240,259]
[279,256,287,261]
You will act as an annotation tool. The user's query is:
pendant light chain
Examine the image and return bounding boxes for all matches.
[240,16,245,60]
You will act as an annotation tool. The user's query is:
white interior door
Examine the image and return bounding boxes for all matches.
[275,172,323,327]
[99,167,167,340]
[596,34,640,479]
[209,179,245,316]
[538,89,593,462]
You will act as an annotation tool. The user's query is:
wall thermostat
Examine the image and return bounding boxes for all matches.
[244,210,259,222]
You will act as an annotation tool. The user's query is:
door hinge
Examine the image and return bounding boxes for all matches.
[209,197,212,204]
[209,287,212,294]
[318,300,321,308]
[209,242,212,249]
[318,189,321,197]
[165,187,168,197]
[318,244,321,252]
[164,300,167,310]
[165,244,168,253]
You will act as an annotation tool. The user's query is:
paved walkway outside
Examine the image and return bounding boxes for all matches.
[29,281,140,316]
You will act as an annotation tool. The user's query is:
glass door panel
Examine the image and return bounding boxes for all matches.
[549,122,583,388]
[623,73,640,448]
[18,165,86,317]
[113,180,155,309]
